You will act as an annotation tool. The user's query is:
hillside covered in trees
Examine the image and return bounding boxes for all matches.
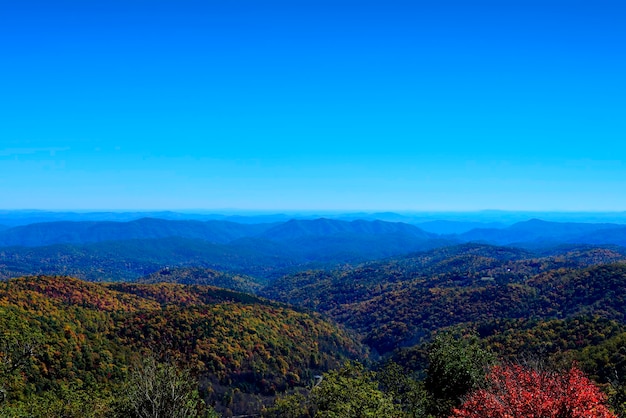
[1,215,626,416]
[0,276,365,416]
[263,245,626,351]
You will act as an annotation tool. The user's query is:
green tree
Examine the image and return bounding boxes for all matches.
[310,362,402,418]
[262,392,311,418]
[377,361,427,417]
[3,383,115,418]
[0,334,37,404]
[424,333,495,417]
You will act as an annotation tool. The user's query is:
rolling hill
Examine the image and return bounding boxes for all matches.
[0,275,366,416]
[262,244,626,353]
[0,237,301,282]
[138,266,264,294]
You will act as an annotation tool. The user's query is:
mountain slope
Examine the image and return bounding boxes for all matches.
[416,220,506,235]
[138,266,264,294]
[0,275,366,415]
[0,218,274,247]
[0,237,303,281]
[260,218,432,241]
[0,219,453,281]
[459,219,623,246]
[255,218,445,262]
[261,244,534,310]
[263,245,626,353]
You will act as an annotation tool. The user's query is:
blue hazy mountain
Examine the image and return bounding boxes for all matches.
[415,220,507,235]
[248,218,444,262]
[0,218,439,248]
[0,210,296,227]
[458,219,626,247]
[3,210,626,228]
[2,216,626,252]
[0,218,275,247]
[0,218,449,281]
[258,218,432,241]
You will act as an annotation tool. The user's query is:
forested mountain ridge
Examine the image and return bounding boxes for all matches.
[0,218,449,282]
[1,217,625,286]
[138,267,264,294]
[3,240,626,415]
[0,237,300,282]
[263,245,626,353]
[258,218,433,241]
[261,244,626,310]
[0,275,365,416]
[3,216,626,250]
[0,218,275,247]
[0,217,438,248]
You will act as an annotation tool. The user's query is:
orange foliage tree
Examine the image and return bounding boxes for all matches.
[451,364,616,418]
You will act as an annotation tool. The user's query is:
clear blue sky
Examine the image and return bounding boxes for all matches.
[2,0,625,211]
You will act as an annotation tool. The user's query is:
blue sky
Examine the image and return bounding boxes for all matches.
[1,0,625,211]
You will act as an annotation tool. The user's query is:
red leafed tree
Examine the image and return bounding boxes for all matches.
[450,364,616,418]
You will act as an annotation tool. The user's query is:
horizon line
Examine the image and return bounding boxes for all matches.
[2,209,626,214]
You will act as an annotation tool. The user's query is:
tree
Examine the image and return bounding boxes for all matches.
[262,392,311,418]
[118,356,213,418]
[451,364,617,418]
[425,333,495,417]
[377,361,428,418]
[5,383,115,418]
[310,362,402,418]
[0,335,37,403]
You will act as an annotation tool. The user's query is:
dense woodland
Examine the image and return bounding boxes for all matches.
[1,216,626,416]
[0,276,364,416]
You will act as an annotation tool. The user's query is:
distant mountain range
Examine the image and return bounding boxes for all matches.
[0,218,448,281]
[0,217,434,248]
[415,220,506,234]
[3,209,626,230]
[0,210,298,226]
[259,218,427,241]
[0,218,274,247]
[457,219,626,247]
[0,216,625,282]
[1,216,625,250]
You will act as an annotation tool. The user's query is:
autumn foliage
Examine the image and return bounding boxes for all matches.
[451,364,616,418]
